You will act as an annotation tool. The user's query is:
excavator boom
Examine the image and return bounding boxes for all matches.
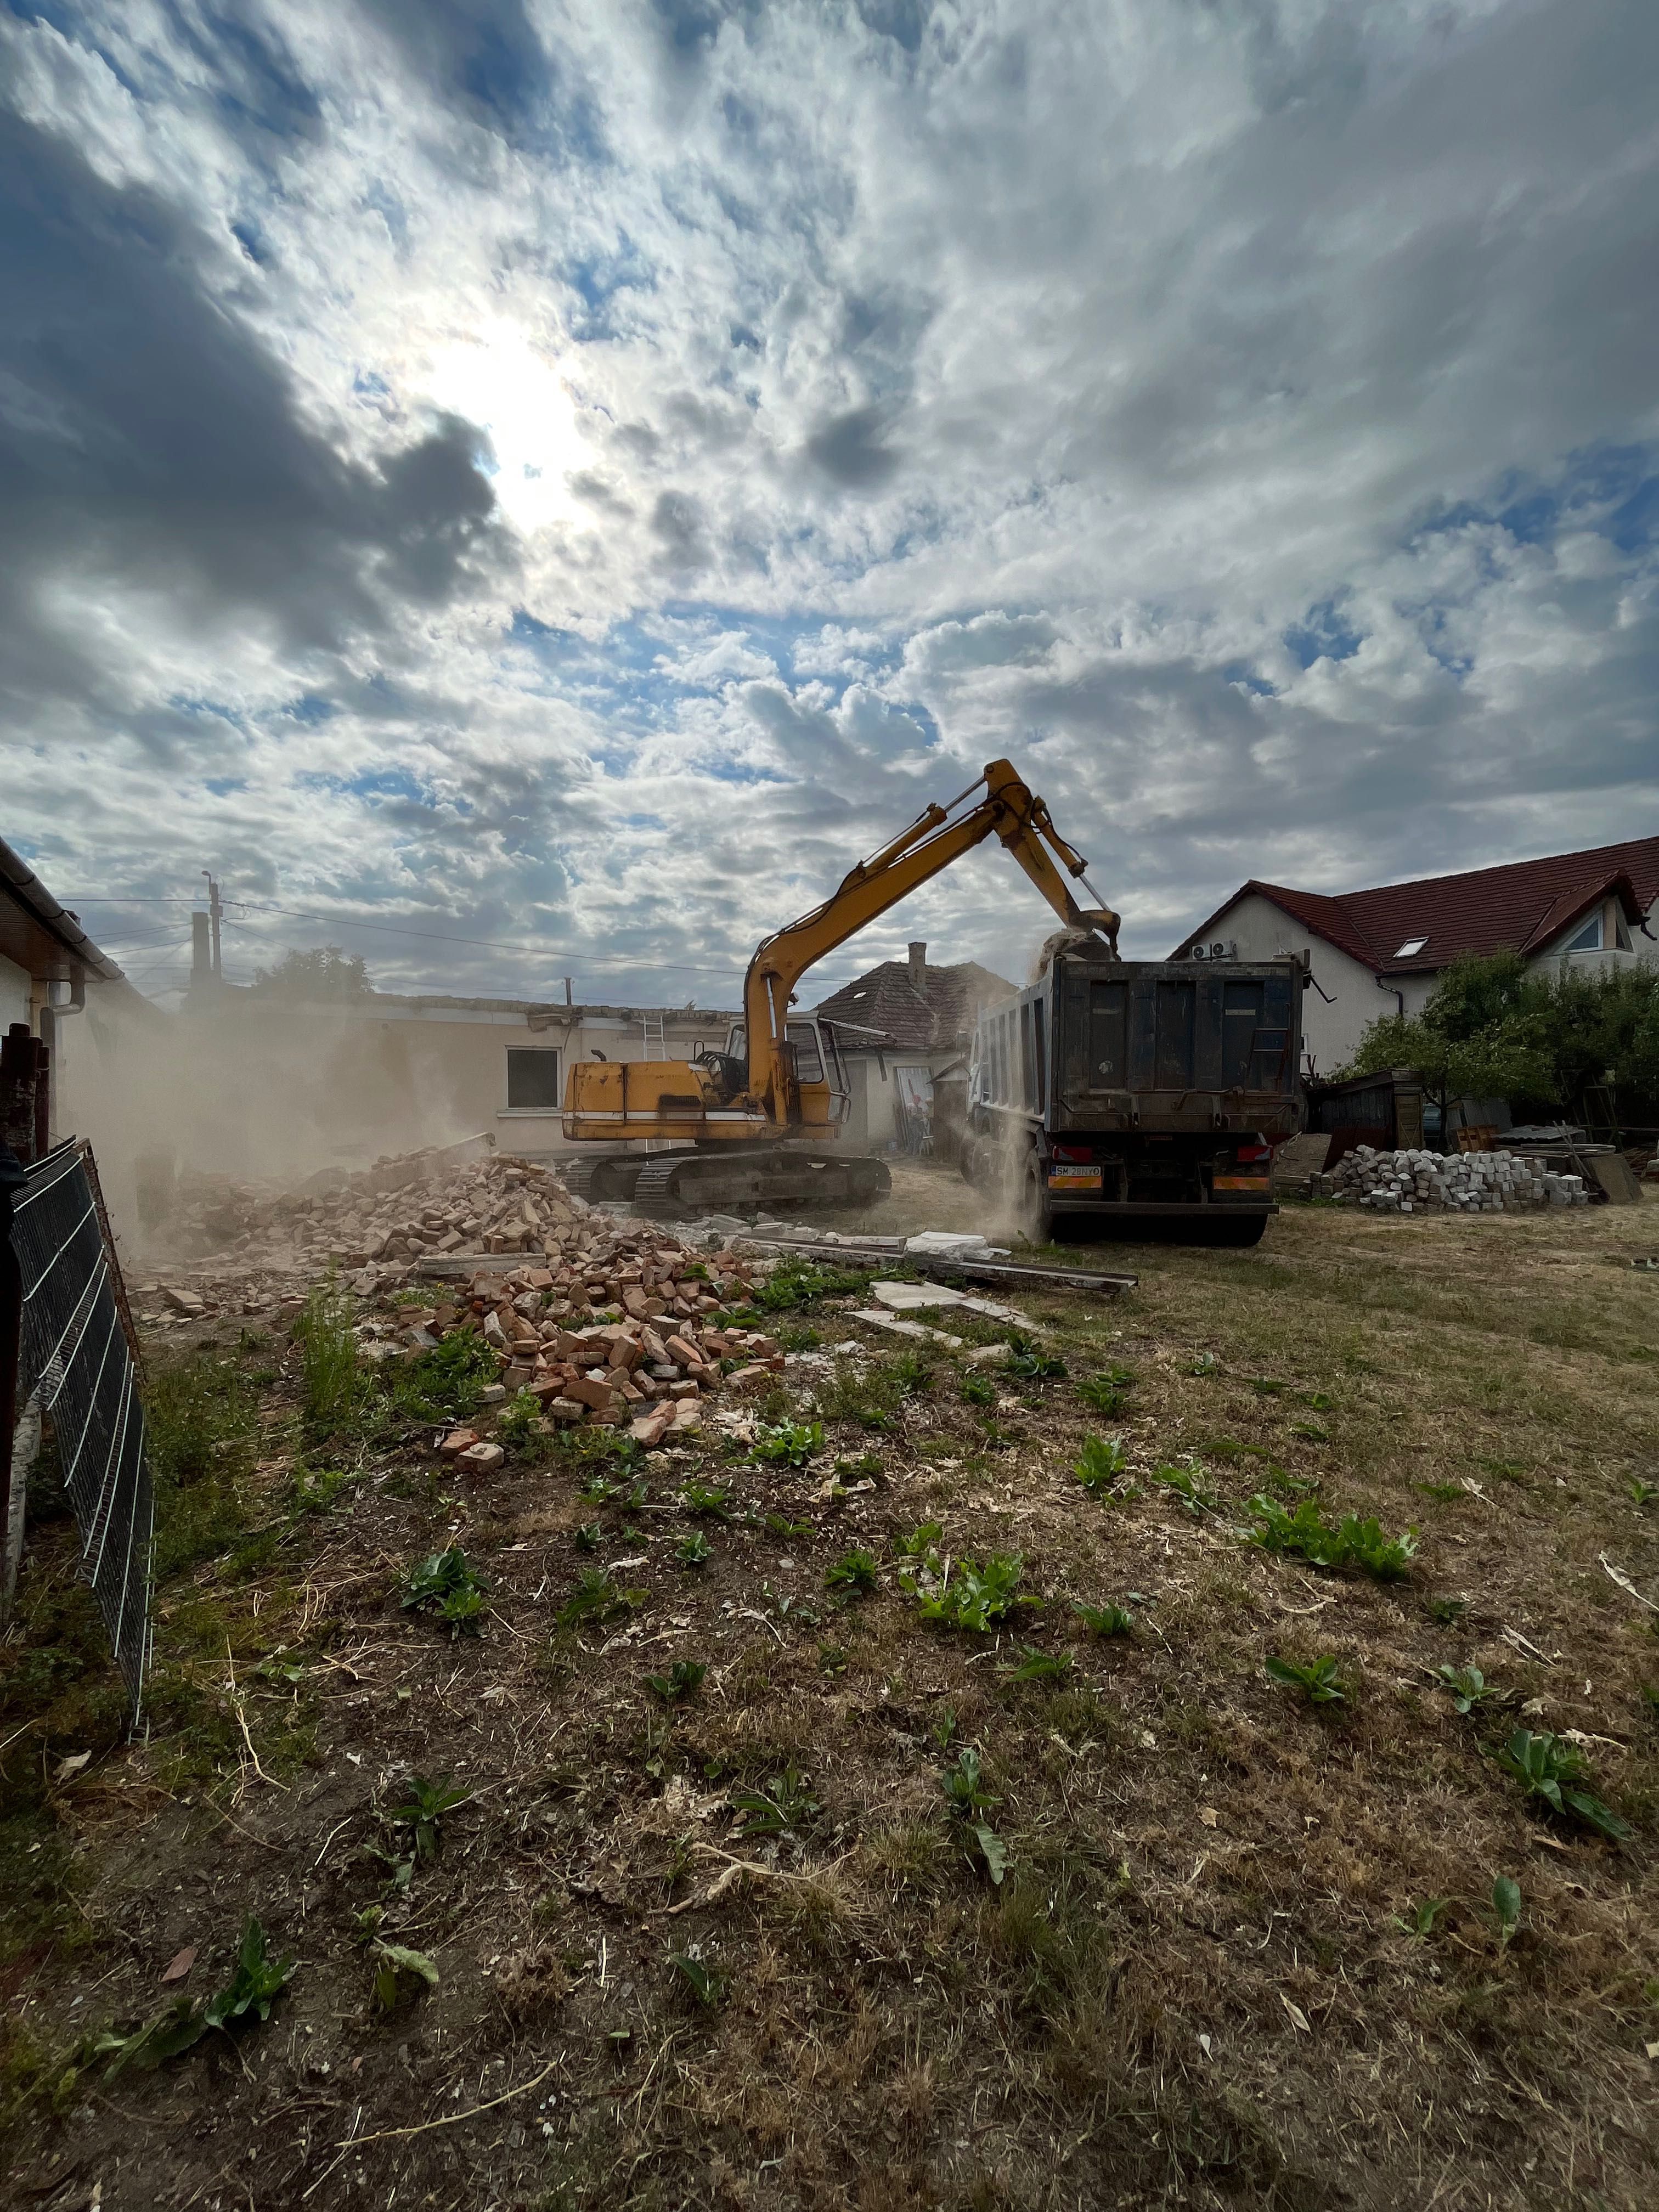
[743,759,1118,1127]
[560,756,1117,1216]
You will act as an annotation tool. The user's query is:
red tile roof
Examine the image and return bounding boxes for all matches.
[814,958,1014,1052]
[1172,836,1659,975]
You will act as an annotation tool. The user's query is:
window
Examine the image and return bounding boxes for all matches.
[1563,913,1603,953]
[505,1047,562,1111]
[785,1021,825,1082]
[1393,935,1428,959]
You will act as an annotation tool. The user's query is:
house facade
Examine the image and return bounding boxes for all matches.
[173,964,740,1181]
[0,833,150,1160]
[811,941,1015,1152]
[1171,836,1659,1079]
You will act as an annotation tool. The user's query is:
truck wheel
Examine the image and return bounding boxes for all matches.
[1018,1154,1053,1247]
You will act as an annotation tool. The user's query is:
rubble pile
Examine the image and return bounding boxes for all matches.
[1313,1146,1590,1213]
[365,1225,791,1452]
[139,1147,804,1446]
[158,1143,578,1276]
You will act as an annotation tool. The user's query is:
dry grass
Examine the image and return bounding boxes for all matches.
[2,1180,1657,2209]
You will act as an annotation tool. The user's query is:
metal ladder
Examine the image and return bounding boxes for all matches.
[640,1012,668,1061]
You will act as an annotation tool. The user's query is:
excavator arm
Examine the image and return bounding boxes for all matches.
[744,758,1118,1127]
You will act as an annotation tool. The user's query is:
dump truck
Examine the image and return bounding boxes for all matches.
[960,942,1304,1244]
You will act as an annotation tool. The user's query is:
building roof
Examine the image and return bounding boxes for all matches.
[0,832,131,989]
[1172,834,1659,977]
[814,957,1015,1053]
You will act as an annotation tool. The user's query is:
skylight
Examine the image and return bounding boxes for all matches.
[1393,935,1428,958]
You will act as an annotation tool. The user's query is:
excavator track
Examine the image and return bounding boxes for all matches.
[631,1148,891,1222]
[560,1150,698,1205]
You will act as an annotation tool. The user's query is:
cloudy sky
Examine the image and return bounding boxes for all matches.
[3,0,1656,1008]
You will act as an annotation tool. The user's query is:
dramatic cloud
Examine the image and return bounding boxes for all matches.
[2,0,1655,1005]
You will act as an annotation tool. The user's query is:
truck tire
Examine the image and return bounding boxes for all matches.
[1017,1153,1053,1248]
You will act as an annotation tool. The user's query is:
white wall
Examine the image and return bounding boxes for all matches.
[0,951,30,1032]
[1200,891,1432,1078]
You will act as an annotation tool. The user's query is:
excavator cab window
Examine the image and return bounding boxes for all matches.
[785,1022,825,1083]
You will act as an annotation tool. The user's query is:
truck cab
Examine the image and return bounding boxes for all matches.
[962,948,1304,1244]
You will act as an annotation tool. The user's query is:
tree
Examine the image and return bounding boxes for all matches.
[1340,951,1659,1126]
[249,946,373,1001]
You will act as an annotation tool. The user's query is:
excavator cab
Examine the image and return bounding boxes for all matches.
[723,1020,848,1133]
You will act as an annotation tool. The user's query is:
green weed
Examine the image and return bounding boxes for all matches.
[558,1567,647,1630]
[388,1773,469,1861]
[646,1660,708,1703]
[391,1330,500,1424]
[90,1916,294,2078]
[1249,1496,1418,1579]
[399,1545,488,1635]
[999,1646,1071,1684]
[1073,1601,1134,1637]
[895,1521,944,1557]
[960,1372,997,1408]
[1265,1654,1346,1704]
[668,1951,727,2008]
[292,1279,366,1436]
[940,1748,1007,1883]
[1436,1664,1503,1715]
[906,1551,1033,1633]
[1392,1896,1450,1939]
[371,1941,439,2013]
[731,1762,819,1837]
[1494,1729,1630,1841]
[1007,1334,1066,1381]
[675,1530,714,1569]
[825,1548,878,1596]
[1427,1595,1468,1627]
[680,1482,732,1517]
[289,1462,357,1515]
[1153,1462,1215,1516]
[1489,1875,1522,1949]
[1074,1435,1131,1498]
[750,1419,823,1468]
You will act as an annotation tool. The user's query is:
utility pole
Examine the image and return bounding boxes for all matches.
[201,871,223,979]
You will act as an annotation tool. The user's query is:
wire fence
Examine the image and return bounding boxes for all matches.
[4,1141,152,1712]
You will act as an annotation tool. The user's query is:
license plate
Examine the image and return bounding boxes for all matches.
[1048,1167,1103,1192]
[1213,1173,1271,1192]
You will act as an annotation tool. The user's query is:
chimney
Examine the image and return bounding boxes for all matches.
[908,941,927,995]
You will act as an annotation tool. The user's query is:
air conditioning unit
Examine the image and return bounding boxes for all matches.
[1190,943,1207,961]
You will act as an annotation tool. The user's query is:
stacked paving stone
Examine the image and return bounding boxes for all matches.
[1312,1146,1589,1213]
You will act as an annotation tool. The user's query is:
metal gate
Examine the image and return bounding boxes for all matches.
[1,1141,153,1711]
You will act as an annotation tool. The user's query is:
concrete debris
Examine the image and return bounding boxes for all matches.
[849,1307,964,1348]
[1313,1146,1590,1212]
[870,1280,1029,1326]
[902,1231,1002,1259]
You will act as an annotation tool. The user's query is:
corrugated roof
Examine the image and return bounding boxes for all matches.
[815,958,1014,1053]
[1172,834,1659,975]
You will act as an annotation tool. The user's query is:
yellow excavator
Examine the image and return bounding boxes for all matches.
[559,758,1119,1218]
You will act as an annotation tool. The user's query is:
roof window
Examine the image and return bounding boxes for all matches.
[1393,935,1428,958]
[1563,913,1602,953]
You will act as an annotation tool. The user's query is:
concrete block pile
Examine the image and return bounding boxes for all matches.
[1311,1146,1589,1213]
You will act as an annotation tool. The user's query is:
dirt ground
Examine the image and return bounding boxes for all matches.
[3,1166,1658,2211]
